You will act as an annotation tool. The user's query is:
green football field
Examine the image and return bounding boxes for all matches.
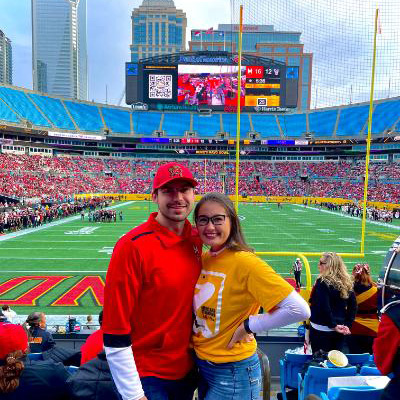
[0,200,399,316]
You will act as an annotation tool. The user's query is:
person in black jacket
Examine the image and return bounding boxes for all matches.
[0,322,70,400]
[67,351,122,400]
[24,311,55,353]
[307,252,357,353]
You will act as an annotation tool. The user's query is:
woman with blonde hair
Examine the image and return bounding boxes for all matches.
[308,252,357,353]
[348,263,378,354]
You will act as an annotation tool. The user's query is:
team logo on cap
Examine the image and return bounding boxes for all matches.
[168,165,183,178]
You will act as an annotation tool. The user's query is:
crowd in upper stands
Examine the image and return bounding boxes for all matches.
[0,154,399,204]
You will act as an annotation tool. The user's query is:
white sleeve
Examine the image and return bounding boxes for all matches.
[105,346,145,400]
[248,291,310,333]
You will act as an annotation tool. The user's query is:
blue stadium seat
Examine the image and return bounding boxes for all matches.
[64,100,104,132]
[222,113,251,138]
[320,386,384,400]
[309,109,338,137]
[251,114,280,137]
[132,112,161,135]
[0,87,50,127]
[0,96,19,123]
[371,99,400,134]
[359,366,382,376]
[279,353,312,400]
[336,105,369,136]
[162,113,191,136]
[298,366,357,400]
[102,107,131,134]
[27,352,43,361]
[28,93,75,130]
[193,113,221,137]
[278,113,307,137]
[345,353,371,367]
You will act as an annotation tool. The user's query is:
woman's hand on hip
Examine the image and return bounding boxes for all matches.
[227,322,254,349]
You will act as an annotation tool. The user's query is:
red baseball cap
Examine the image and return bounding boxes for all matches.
[153,162,198,190]
[0,323,28,359]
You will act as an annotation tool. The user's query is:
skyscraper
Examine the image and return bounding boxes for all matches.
[0,30,12,85]
[32,0,88,100]
[189,24,313,110]
[131,0,186,62]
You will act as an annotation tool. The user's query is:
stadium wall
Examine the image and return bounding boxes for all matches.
[74,193,400,209]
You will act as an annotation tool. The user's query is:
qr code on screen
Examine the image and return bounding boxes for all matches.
[148,74,173,99]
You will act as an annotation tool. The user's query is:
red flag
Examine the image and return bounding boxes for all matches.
[206,27,214,34]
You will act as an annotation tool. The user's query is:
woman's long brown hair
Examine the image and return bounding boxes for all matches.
[194,192,253,252]
[0,350,25,394]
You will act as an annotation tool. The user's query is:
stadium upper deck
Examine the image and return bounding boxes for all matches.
[1,84,400,138]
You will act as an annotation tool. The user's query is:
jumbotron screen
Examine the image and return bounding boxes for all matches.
[126,60,298,112]
[177,64,280,108]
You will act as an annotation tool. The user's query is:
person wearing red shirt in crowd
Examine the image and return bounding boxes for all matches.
[178,74,195,104]
[102,162,202,400]
[373,245,400,400]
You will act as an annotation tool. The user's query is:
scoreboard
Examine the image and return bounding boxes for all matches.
[126,52,299,112]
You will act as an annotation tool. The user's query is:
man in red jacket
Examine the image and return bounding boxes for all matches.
[102,162,202,400]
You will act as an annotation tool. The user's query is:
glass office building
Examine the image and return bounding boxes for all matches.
[189,24,312,110]
[130,0,186,62]
[0,30,12,85]
[32,0,88,100]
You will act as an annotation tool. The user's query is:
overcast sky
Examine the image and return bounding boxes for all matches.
[1,0,399,108]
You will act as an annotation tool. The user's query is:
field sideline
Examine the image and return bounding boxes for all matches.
[0,200,399,316]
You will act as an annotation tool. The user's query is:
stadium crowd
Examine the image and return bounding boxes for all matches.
[1,154,399,203]
[0,197,113,234]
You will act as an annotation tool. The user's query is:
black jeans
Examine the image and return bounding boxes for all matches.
[310,326,345,353]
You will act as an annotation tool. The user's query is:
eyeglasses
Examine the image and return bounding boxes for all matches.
[196,214,226,226]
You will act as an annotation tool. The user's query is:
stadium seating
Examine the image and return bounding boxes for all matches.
[336,105,370,136]
[193,114,221,137]
[309,109,338,137]
[298,366,358,400]
[28,93,75,130]
[132,111,161,135]
[162,113,191,136]
[279,353,313,400]
[0,87,50,127]
[371,99,400,134]
[345,353,371,368]
[0,97,19,123]
[278,113,307,137]
[320,386,384,400]
[101,107,131,134]
[64,101,104,132]
[221,113,251,138]
[359,366,382,376]
[251,114,281,137]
